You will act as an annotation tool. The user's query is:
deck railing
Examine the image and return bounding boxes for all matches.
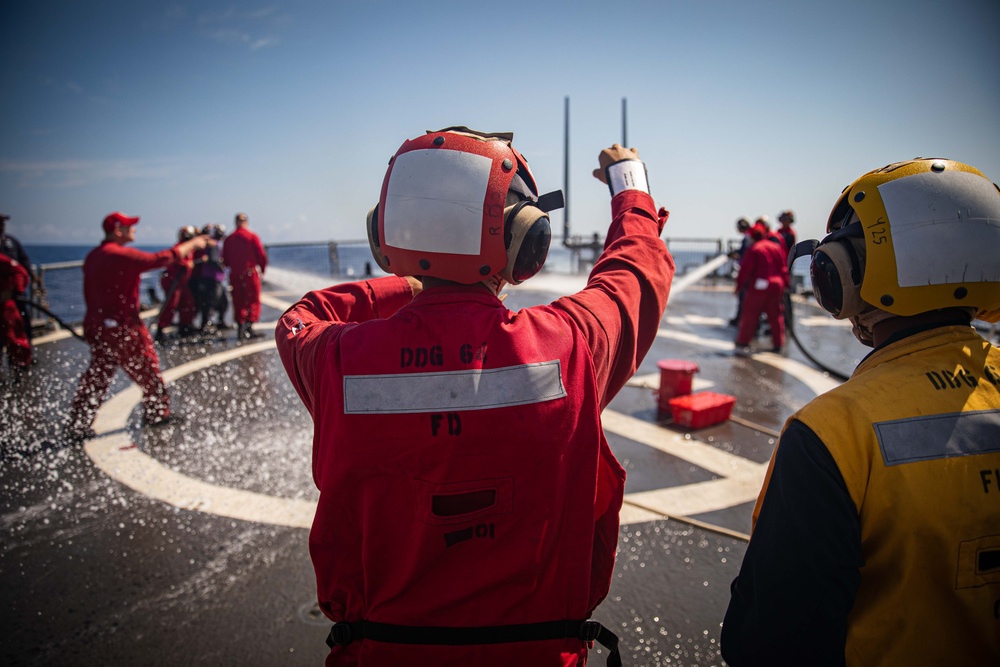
[27,237,743,331]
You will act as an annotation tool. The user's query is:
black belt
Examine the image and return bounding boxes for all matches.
[327,618,622,667]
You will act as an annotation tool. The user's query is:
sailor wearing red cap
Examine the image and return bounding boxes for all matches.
[221,212,268,340]
[66,212,211,442]
[277,128,674,666]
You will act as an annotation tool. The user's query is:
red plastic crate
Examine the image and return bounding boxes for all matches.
[667,391,736,429]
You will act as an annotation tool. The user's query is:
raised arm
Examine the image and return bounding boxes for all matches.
[554,144,674,406]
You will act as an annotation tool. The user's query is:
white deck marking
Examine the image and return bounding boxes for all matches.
[626,372,713,392]
[656,329,841,396]
[85,339,316,529]
[33,306,160,345]
[78,282,840,531]
[603,410,762,478]
[260,293,294,311]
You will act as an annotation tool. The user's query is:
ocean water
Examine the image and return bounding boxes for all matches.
[22,242,371,325]
[22,239,755,326]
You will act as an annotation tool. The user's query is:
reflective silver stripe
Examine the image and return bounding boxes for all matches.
[343,361,566,414]
[875,409,1000,466]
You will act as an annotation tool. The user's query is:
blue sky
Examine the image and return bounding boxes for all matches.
[2,0,998,249]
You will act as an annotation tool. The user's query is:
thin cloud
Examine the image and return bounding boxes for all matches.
[0,157,185,189]
[209,28,253,46]
[197,5,279,24]
[245,7,278,20]
[144,4,187,31]
[250,37,277,50]
[196,5,283,51]
[206,27,278,50]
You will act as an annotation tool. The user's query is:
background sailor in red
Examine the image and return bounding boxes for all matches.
[154,225,199,343]
[0,213,41,349]
[733,222,789,355]
[753,215,787,262]
[190,223,229,332]
[276,128,674,666]
[221,212,268,340]
[728,216,753,327]
[776,209,796,254]
[66,212,211,443]
[0,253,32,377]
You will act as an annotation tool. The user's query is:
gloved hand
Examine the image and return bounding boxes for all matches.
[592,144,641,184]
[593,144,649,196]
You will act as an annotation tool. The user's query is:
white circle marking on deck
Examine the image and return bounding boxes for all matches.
[81,322,836,531]
[85,338,315,529]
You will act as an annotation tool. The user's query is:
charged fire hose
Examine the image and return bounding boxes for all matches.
[14,297,87,343]
[784,292,851,383]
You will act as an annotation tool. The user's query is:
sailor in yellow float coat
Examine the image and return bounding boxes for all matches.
[721,158,1000,666]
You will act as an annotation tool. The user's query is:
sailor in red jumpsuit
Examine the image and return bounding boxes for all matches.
[221,212,268,340]
[734,224,790,355]
[67,212,210,442]
[0,253,32,375]
[155,225,199,342]
[277,129,674,666]
[777,210,796,255]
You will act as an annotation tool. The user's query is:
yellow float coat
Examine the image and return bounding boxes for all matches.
[761,325,1000,665]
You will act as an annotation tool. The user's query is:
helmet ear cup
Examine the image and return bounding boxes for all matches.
[501,201,551,284]
[810,236,866,319]
[366,204,392,274]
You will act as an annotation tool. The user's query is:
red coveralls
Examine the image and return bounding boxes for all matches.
[221,227,267,325]
[69,242,180,431]
[0,254,31,368]
[156,246,196,332]
[735,237,789,350]
[277,190,674,666]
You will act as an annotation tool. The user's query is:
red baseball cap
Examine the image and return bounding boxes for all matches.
[102,211,140,234]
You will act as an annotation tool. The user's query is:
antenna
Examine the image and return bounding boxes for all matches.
[622,97,628,146]
[563,95,570,245]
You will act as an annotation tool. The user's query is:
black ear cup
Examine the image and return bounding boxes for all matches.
[366,204,392,273]
[810,236,866,319]
[501,201,551,285]
[811,249,846,316]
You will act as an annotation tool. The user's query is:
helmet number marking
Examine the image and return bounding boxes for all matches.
[867,216,888,245]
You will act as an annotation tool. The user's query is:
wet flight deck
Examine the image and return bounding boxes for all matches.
[0,266,873,666]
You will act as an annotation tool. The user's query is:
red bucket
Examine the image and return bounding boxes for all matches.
[656,359,700,411]
[667,392,736,429]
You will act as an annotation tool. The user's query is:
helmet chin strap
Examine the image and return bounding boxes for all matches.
[481,273,507,297]
[849,303,896,347]
[850,302,979,347]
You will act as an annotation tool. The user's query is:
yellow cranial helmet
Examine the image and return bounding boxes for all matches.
[823,158,1000,321]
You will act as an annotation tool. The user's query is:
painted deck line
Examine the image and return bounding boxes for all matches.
[32,306,160,345]
[78,287,840,531]
[602,410,761,478]
[626,372,714,392]
[85,339,316,528]
[656,328,841,396]
[83,338,770,530]
[261,293,295,311]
